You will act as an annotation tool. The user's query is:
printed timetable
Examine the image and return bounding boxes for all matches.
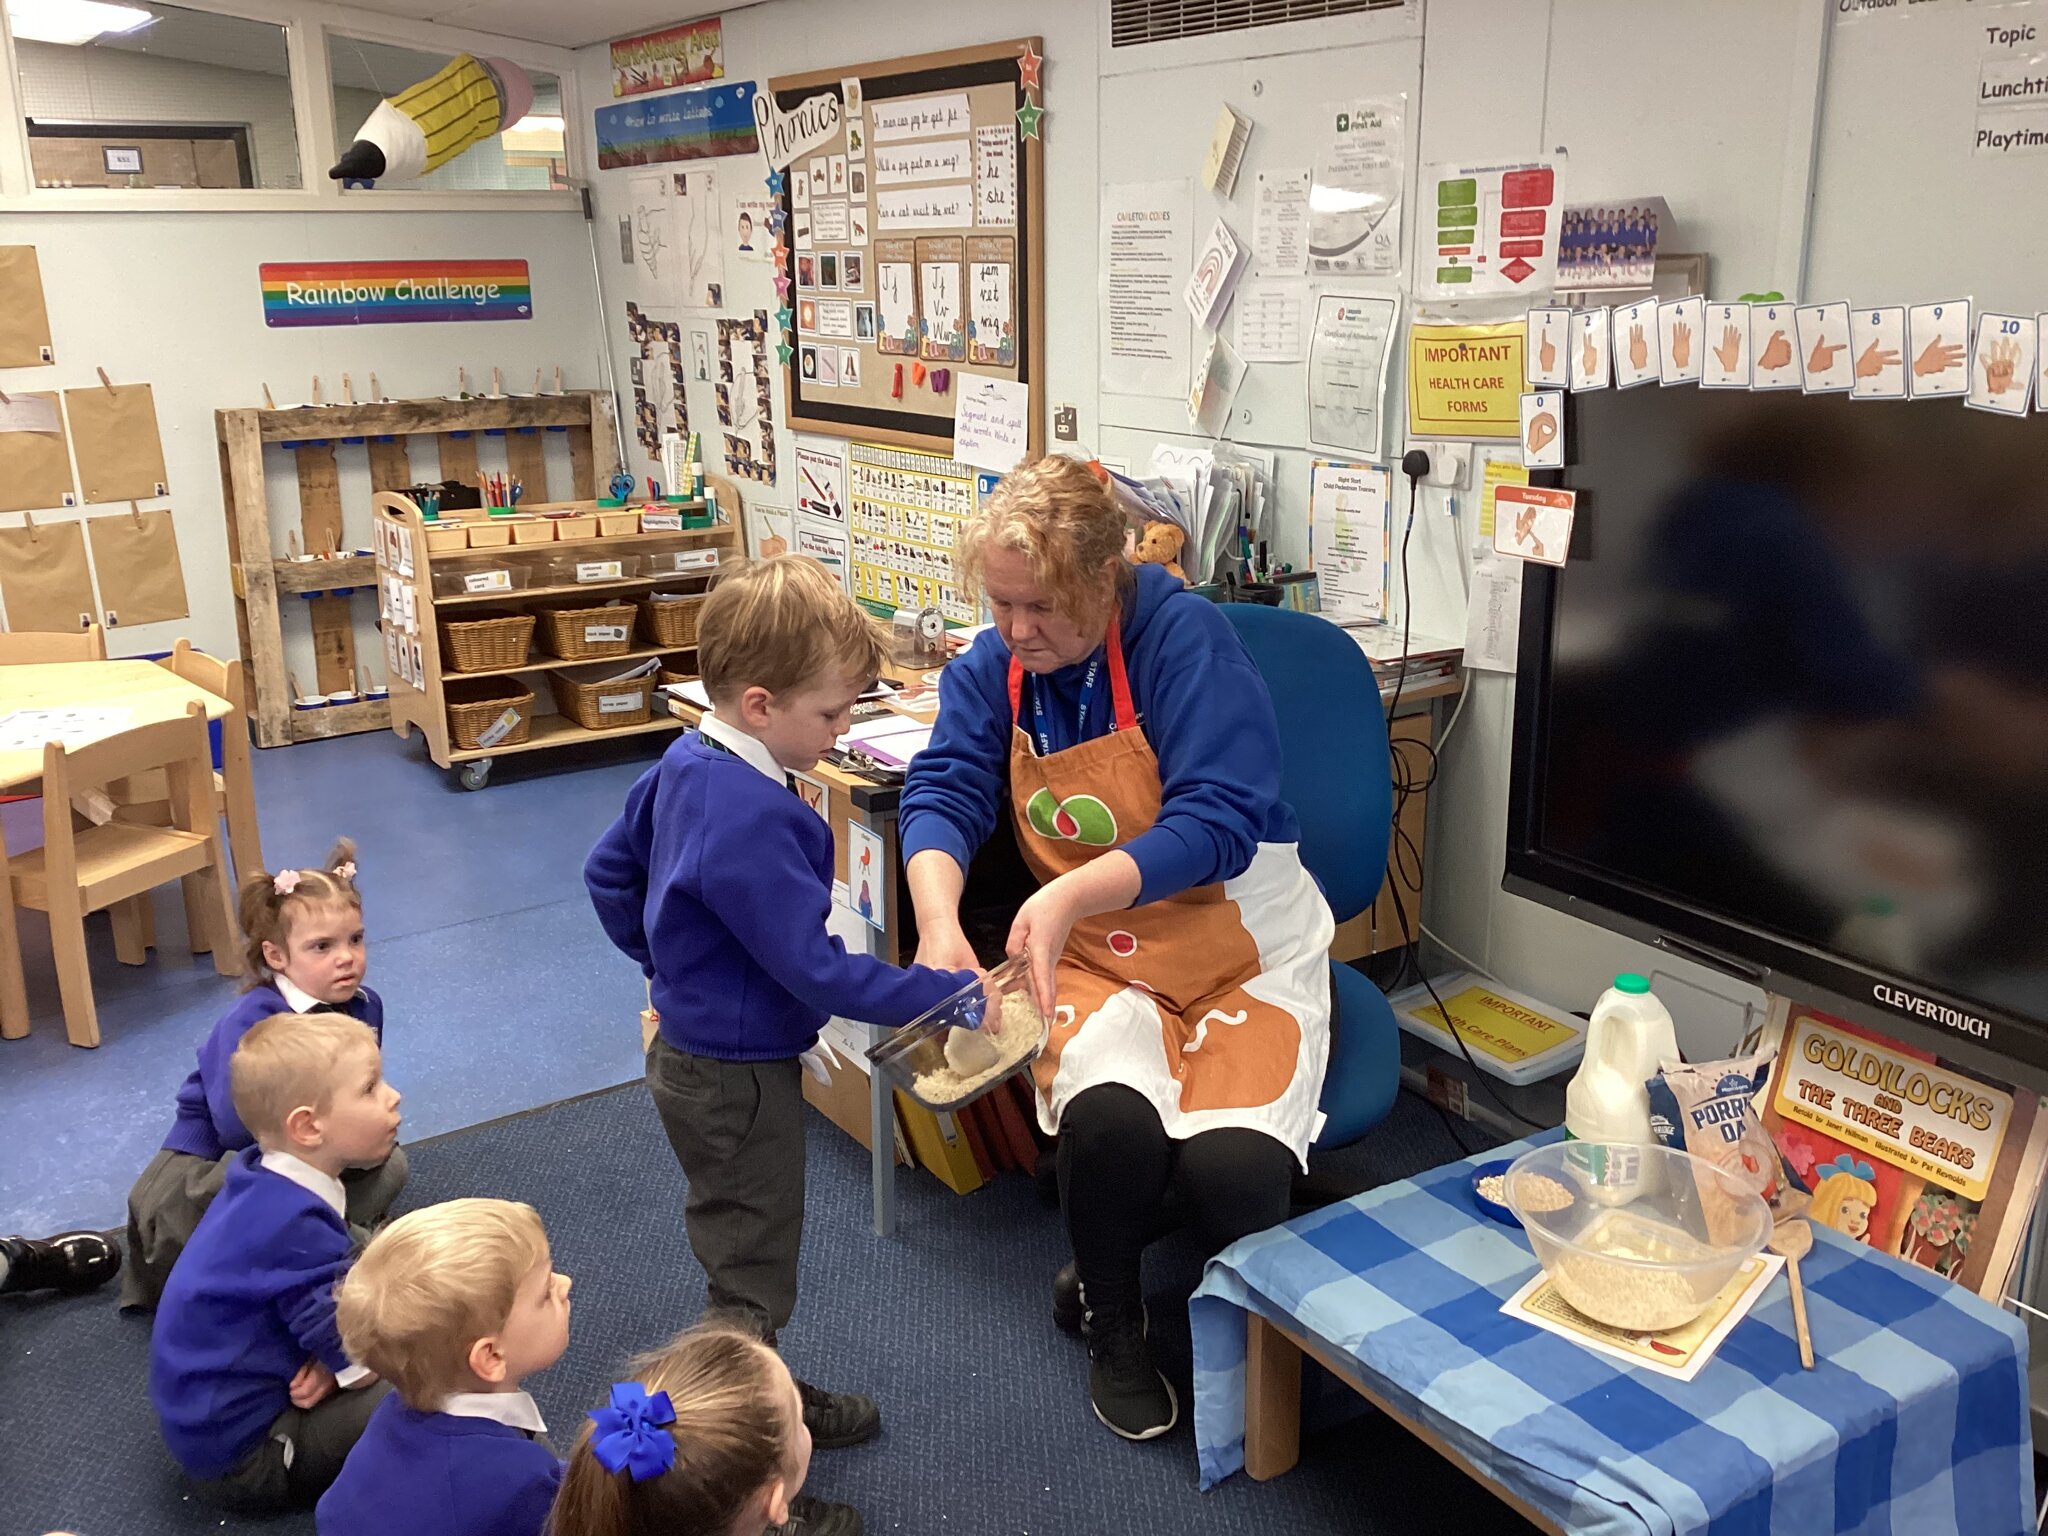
[848,441,977,624]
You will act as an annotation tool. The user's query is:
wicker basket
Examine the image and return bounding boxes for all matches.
[445,677,534,750]
[539,602,638,660]
[640,594,705,648]
[658,662,698,689]
[549,669,652,730]
[438,610,535,673]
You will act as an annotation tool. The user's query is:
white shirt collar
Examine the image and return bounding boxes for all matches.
[258,1149,348,1218]
[275,974,323,1014]
[698,709,788,788]
[440,1390,548,1434]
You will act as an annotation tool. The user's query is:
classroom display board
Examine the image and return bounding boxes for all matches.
[847,441,977,623]
[765,40,1045,456]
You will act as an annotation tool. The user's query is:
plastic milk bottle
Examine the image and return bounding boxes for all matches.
[1564,973,1680,1199]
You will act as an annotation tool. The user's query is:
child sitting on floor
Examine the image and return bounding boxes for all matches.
[150,1013,403,1511]
[316,1197,571,1536]
[585,556,975,1536]
[123,840,406,1310]
[550,1325,812,1536]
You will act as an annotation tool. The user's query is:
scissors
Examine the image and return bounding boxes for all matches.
[608,472,636,501]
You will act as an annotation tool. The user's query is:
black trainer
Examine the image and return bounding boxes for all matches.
[0,1231,122,1295]
[1053,1261,1083,1334]
[770,1493,864,1536]
[1081,1293,1178,1441]
[797,1377,881,1449]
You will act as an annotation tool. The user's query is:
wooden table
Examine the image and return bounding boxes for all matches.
[0,661,231,1040]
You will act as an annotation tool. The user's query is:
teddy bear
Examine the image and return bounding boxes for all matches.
[1131,520,1187,583]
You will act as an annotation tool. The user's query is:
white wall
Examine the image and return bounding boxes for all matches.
[0,210,607,676]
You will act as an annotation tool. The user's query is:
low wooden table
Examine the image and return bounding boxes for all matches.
[0,661,231,1040]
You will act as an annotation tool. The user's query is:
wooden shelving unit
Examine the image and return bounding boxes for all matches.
[373,489,741,788]
[216,390,621,748]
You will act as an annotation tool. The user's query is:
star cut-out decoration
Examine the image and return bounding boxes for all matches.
[771,239,791,267]
[774,272,792,298]
[1016,99,1045,140]
[766,168,785,197]
[775,305,794,331]
[777,341,794,366]
[768,206,787,233]
[1018,42,1043,91]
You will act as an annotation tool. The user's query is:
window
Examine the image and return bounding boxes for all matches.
[327,37,564,193]
[9,0,300,188]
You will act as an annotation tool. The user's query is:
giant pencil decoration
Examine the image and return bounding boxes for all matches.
[330,54,535,184]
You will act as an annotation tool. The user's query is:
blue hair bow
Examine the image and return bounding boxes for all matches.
[589,1382,678,1481]
[1821,1153,1876,1183]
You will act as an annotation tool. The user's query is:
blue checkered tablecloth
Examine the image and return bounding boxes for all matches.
[1191,1132,2034,1535]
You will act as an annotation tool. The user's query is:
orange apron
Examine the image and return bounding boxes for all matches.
[1008,620,1334,1164]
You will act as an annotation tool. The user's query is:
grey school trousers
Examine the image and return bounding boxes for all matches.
[646,1038,806,1340]
[191,1379,395,1511]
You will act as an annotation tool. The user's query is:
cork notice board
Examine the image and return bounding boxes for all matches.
[769,38,1044,456]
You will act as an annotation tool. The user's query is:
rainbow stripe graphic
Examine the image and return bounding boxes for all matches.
[259,260,532,327]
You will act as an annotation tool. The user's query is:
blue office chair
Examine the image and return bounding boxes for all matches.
[1221,603,1402,1149]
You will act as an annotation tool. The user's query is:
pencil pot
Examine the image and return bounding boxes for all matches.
[539,602,637,660]
[445,677,533,750]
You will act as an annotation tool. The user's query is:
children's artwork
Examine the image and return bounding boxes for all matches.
[1657,295,1706,385]
[1520,390,1562,468]
[847,820,886,930]
[1701,302,1752,390]
[967,235,1015,366]
[716,310,777,484]
[64,382,169,502]
[917,237,965,362]
[855,303,877,342]
[1907,299,1971,399]
[1492,484,1576,567]
[1610,298,1660,389]
[1848,306,1908,400]
[1967,312,2036,416]
[1749,301,1800,391]
[625,172,675,281]
[1556,197,1666,292]
[1794,302,1853,393]
[1526,307,1569,387]
[1567,307,1611,392]
[876,243,918,355]
[733,195,775,261]
[626,302,689,459]
[670,169,727,308]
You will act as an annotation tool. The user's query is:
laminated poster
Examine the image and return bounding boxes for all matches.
[1309,98,1404,278]
[876,241,919,356]
[967,235,1016,367]
[1305,292,1397,458]
[916,237,965,362]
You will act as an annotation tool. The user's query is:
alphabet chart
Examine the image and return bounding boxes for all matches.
[848,441,977,623]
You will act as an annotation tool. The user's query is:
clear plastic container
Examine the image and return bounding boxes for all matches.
[866,957,1046,1112]
[1505,1141,1770,1332]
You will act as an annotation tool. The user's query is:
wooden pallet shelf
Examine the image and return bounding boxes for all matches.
[217,390,621,749]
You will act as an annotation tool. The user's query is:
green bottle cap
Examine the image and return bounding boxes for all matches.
[1614,973,1650,995]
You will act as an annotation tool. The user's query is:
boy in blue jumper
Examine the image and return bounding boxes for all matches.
[318,1198,571,1536]
[150,1012,403,1511]
[123,844,407,1310]
[586,556,975,1536]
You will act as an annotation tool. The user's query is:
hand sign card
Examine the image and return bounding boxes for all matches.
[1749,302,1800,391]
[1795,302,1852,393]
[1849,307,1907,399]
[1967,312,2035,416]
[1658,296,1705,385]
[1493,484,1576,567]
[1907,299,1970,399]
[1612,298,1661,388]
[1568,306,1611,392]
[1527,307,1569,387]
[1702,302,1751,389]
[1521,390,1563,468]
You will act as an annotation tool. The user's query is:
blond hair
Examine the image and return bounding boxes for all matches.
[239,838,362,990]
[955,454,1132,625]
[1810,1168,1878,1233]
[229,1012,379,1143]
[696,555,888,705]
[337,1198,549,1408]
[551,1326,792,1536]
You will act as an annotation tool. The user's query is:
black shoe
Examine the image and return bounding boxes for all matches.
[797,1377,881,1449]
[0,1231,122,1295]
[769,1494,864,1536]
[1081,1293,1178,1441]
[1053,1261,1083,1334]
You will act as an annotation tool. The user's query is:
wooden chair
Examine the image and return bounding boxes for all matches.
[10,702,238,1048]
[0,624,106,664]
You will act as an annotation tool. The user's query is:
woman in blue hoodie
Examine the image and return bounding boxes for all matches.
[901,456,1332,1445]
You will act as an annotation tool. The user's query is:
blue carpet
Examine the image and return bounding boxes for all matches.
[0,1083,1531,1536]
[1,730,669,1234]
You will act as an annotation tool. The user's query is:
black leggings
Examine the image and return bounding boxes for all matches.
[1056,1083,1294,1313]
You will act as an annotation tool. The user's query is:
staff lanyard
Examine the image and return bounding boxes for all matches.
[1028,648,1107,759]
